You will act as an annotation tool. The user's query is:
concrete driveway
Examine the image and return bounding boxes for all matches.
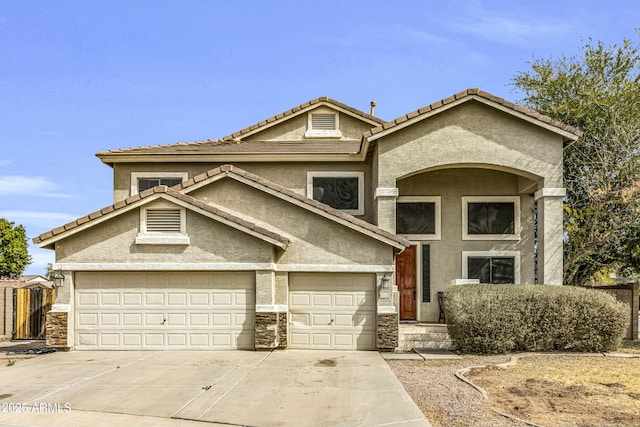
[0,350,430,427]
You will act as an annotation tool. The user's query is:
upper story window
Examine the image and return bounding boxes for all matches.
[304,108,342,139]
[131,172,189,195]
[396,196,441,240]
[135,207,190,245]
[307,171,364,216]
[462,196,520,240]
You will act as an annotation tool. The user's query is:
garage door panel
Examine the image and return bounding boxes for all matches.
[290,294,310,307]
[100,313,120,326]
[123,313,142,326]
[190,293,209,305]
[122,292,143,305]
[75,272,255,350]
[78,313,98,327]
[312,294,332,306]
[145,293,164,305]
[167,293,187,305]
[289,273,376,350]
[78,333,97,346]
[312,313,332,326]
[100,333,119,347]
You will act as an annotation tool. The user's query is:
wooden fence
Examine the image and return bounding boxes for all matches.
[13,288,55,339]
[598,282,639,341]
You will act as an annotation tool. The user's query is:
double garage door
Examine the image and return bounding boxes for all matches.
[75,272,255,350]
[74,272,376,351]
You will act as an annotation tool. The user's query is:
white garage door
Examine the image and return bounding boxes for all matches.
[75,272,255,350]
[289,273,376,350]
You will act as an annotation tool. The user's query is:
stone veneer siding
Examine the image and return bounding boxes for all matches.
[377,313,398,351]
[46,311,69,349]
[255,312,287,350]
[277,312,287,348]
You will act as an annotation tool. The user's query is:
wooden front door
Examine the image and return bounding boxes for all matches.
[396,245,417,320]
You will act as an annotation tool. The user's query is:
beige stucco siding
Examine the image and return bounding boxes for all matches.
[398,168,536,321]
[55,205,275,265]
[114,162,374,223]
[243,110,375,141]
[190,179,392,267]
[376,101,564,189]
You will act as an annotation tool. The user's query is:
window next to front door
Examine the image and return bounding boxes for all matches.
[396,196,441,240]
[462,251,521,284]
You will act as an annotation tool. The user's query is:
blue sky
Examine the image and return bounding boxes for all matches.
[1,1,639,275]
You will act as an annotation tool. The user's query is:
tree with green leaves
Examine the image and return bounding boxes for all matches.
[0,218,32,278]
[513,36,640,286]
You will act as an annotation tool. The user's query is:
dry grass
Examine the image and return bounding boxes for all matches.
[466,354,640,427]
[389,346,640,427]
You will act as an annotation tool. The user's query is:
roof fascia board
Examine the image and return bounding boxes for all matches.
[97,153,363,165]
[36,194,165,249]
[167,197,289,249]
[229,101,382,141]
[366,95,579,144]
[52,262,393,273]
[366,97,470,143]
[38,191,288,250]
[470,96,581,142]
[226,173,407,250]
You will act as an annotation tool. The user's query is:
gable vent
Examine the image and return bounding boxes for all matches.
[311,113,337,130]
[146,209,181,233]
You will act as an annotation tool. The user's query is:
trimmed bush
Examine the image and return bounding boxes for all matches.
[444,284,629,354]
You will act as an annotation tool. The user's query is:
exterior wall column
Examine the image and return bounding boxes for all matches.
[375,187,398,233]
[46,268,72,349]
[535,188,566,285]
[376,270,398,352]
[254,270,286,350]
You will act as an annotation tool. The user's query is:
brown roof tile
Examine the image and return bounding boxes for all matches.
[96,97,385,159]
[33,183,291,247]
[365,88,583,141]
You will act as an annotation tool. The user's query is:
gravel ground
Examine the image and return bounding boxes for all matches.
[387,355,532,427]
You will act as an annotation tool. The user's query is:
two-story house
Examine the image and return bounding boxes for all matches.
[34,89,581,351]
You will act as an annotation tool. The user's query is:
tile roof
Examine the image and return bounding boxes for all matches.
[96,97,383,157]
[34,165,409,249]
[99,140,362,156]
[33,185,291,248]
[174,165,410,248]
[362,88,583,141]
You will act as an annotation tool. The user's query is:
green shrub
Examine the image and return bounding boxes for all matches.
[444,284,629,354]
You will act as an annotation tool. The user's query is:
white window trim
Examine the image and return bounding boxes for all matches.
[130,172,189,196]
[462,251,521,284]
[396,196,441,240]
[462,196,521,241]
[306,171,364,216]
[135,207,190,245]
[304,108,342,139]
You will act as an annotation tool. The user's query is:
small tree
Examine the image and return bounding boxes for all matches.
[512,36,640,285]
[0,218,32,277]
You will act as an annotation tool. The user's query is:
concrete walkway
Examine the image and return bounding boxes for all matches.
[0,350,430,427]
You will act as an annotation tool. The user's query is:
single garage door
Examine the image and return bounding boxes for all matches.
[75,271,255,350]
[289,273,376,350]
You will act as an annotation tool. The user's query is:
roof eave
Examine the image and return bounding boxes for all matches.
[364,94,582,145]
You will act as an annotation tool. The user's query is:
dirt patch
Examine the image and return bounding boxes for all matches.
[0,340,54,366]
[388,356,528,427]
[466,355,640,427]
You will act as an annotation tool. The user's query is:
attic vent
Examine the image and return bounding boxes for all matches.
[305,110,341,138]
[311,113,337,130]
[146,209,181,233]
